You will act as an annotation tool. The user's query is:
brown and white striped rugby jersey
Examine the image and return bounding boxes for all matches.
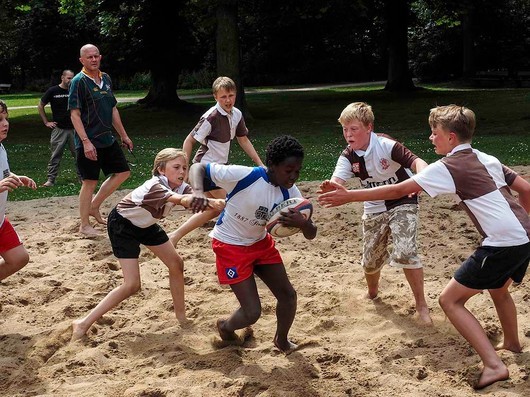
[332,132,419,214]
[191,103,248,165]
[413,144,530,247]
[117,176,192,228]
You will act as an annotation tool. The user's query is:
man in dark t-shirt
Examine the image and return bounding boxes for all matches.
[38,70,78,187]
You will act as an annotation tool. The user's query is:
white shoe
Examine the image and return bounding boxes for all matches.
[42,180,54,187]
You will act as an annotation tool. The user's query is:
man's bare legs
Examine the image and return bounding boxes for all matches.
[439,278,509,389]
[168,188,225,245]
[79,171,130,235]
[403,267,433,324]
[0,245,29,281]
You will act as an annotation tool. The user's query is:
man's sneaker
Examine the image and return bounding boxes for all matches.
[42,180,54,187]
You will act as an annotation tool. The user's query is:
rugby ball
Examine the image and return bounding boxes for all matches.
[266,197,313,238]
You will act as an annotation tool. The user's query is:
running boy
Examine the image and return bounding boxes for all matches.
[168,76,264,245]
[318,104,530,390]
[188,135,317,353]
[72,148,225,340]
[0,100,37,281]
[319,102,431,324]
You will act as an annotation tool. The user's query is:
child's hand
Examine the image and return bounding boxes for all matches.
[318,183,352,207]
[278,208,309,229]
[317,180,339,194]
[0,175,23,193]
[19,176,37,190]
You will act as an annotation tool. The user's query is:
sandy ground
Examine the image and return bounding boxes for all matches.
[0,167,529,397]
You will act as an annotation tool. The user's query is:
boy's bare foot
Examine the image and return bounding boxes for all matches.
[89,208,107,225]
[494,342,522,353]
[79,224,102,236]
[363,291,378,300]
[473,365,509,390]
[216,319,238,341]
[415,307,433,326]
[71,319,89,341]
[274,338,299,355]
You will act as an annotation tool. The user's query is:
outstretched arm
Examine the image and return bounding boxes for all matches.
[318,178,422,208]
[237,135,264,167]
[411,158,429,173]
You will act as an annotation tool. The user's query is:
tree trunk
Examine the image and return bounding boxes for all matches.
[138,0,181,107]
[216,0,250,118]
[461,8,474,79]
[384,0,416,91]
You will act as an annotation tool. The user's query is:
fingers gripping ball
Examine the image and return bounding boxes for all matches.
[266,197,313,238]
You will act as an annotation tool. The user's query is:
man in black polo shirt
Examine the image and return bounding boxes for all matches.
[38,70,78,187]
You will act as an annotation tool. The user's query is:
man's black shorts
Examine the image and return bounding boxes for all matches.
[77,140,130,180]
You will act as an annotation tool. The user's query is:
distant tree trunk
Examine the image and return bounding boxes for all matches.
[461,8,475,79]
[384,0,415,91]
[138,0,181,107]
[216,0,250,118]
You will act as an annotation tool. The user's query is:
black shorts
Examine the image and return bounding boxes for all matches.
[77,140,130,181]
[203,173,221,192]
[107,207,169,259]
[454,242,530,290]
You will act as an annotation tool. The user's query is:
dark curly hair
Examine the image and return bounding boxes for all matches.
[0,99,7,114]
[265,135,304,166]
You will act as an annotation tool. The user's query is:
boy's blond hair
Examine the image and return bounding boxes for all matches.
[212,76,236,94]
[429,105,476,142]
[338,102,374,127]
[152,148,187,176]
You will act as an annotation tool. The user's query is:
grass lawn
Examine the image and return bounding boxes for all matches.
[2,84,529,201]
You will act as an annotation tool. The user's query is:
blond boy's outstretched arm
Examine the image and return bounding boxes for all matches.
[318,178,422,208]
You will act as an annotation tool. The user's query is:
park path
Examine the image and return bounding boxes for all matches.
[10,81,385,110]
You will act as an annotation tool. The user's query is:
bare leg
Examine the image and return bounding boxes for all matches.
[217,277,261,340]
[439,278,509,389]
[403,267,432,324]
[364,270,380,299]
[72,258,141,340]
[168,189,225,245]
[168,209,220,245]
[90,171,130,225]
[79,179,100,235]
[0,245,30,281]
[489,279,522,353]
[147,241,187,324]
[254,264,297,352]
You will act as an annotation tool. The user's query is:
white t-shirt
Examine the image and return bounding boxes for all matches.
[412,144,530,247]
[207,163,302,245]
[0,144,10,227]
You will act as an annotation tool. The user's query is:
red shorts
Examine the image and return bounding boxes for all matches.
[212,234,283,285]
[0,217,23,253]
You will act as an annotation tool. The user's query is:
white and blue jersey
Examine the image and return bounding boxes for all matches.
[206,163,302,245]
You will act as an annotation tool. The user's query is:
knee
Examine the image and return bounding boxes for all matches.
[281,286,297,306]
[166,255,184,274]
[243,304,262,325]
[123,280,141,296]
[10,251,30,272]
[438,293,450,313]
